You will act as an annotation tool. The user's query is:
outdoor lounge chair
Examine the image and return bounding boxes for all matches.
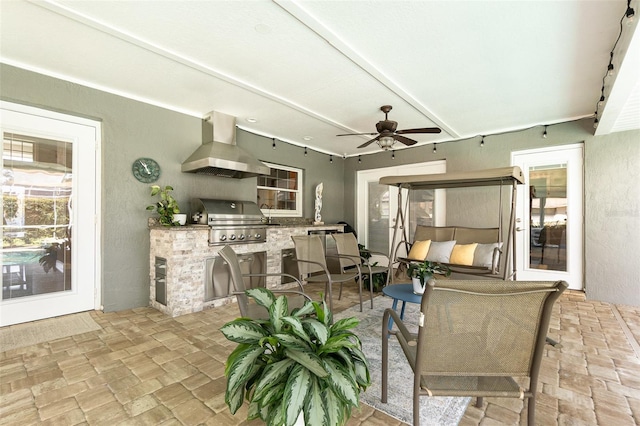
[382,278,567,426]
[218,245,311,318]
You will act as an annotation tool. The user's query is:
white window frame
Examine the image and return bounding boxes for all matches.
[258,162,303,217]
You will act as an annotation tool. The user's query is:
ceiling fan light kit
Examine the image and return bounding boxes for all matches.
[337,105,441,151]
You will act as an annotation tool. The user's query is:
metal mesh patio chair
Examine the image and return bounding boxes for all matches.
[382,278,567,426]
[291,234,363,311]
[218,245,311,319]
[332,232,386,309]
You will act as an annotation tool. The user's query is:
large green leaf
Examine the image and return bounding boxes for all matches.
[292,300,316,317]
[257,381,286,408]
[323,387,345,426]
[304,376,328,426]
[226,346,264,395]
[225,343,249,376]
[266,400,285,426]
[225,377,245,414]
[247,399,262,420]
[324,358,359,407]
[273,333,311,351]
[252,358,294,402]
[281,316,311,343]
[247,287,275,310]
[220,318,268,344]
[302,318,329,345]
[353,358,371,389]
[269,295,288,333]
[283,364,312,426]
[285,349,329,378]
[318,334,357,355]
[330,316,359,334]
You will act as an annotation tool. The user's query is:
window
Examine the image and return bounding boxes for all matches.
[257,163,303,217]
[3,133,34,162]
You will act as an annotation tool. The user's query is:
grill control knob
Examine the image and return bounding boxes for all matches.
[229,234,236,240]
[220,235,227,241]
[238,234,245,240]
[255,233,261,239]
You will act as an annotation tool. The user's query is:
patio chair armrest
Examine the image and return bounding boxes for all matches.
[243,272,306,293]
[361,249,390,260]
[382,308,417,345]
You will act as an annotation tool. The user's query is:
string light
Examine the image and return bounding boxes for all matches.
[626,1,635,25]
[594,3,631,125]
[542,126,548,139]
[480,136,485,147]
[433,144,437,153]
[272,138,276,149]
[329,155,333,163]
[304,147,308,156]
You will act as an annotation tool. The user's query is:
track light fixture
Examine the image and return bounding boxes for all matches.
[391,150,395,159]
[594,118,599,129]
[329,155,333,163]
[433,144,437,153]
[272,138,276,149]
[304,147,308,156]
[358,155,362,164]
[480,136,485,147]
[543,126,548,139]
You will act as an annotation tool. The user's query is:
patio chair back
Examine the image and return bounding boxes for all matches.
[332,232,363,269]
[218,245,252,316]
[291,235,328,276]
[382,279,567,426]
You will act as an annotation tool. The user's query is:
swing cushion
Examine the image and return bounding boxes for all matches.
[426,240,457,263]
[408,240,431,260]
[473,243,503,268]
[450,243,478,266]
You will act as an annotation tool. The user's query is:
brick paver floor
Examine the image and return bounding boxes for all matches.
[1,283,638,425]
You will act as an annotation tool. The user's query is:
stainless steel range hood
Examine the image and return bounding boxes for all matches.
[181,111,271,178]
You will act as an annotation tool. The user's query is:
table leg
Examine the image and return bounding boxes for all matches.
[400,301,407,321]
[388,298,399,331]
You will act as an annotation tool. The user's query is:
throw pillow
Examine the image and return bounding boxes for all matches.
[473,243,503,268]
[407,240,431,260]
[425,240,457,263]
[450,243,478,266]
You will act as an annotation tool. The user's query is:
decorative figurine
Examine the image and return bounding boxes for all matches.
[314,182,324,225]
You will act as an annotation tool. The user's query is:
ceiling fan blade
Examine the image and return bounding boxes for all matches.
[336,132,379,136]
[393,134,418,146]
[396,127,442,134]
[357,135,380,148]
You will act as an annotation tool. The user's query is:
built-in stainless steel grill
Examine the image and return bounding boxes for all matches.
[191,198,267,245]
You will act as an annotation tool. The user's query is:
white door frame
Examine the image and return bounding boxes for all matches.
[512,144,583,290]
[1,101,101,325]
[356,160,446,261]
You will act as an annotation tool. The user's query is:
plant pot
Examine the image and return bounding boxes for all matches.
[412,276,431,295]
[173,213,187,225]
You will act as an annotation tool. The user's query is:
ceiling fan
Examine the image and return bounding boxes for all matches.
[337,105,441,150]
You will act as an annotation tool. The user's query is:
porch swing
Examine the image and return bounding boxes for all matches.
[380,166,524,283]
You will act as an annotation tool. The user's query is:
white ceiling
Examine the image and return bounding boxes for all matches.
[2,0,638,157]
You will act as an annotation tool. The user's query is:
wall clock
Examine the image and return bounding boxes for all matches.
[132,157,161,183]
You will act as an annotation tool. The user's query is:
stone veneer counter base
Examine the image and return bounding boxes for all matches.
[149,224,344,317]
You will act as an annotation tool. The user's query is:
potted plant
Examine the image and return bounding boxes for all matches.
[407,260,451,294]
[146,185,184,226]
[220,288,371,426]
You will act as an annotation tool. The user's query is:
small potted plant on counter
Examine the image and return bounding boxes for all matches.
[407,260,451,294]
[146,185,185,226]
[220,288,371,426]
